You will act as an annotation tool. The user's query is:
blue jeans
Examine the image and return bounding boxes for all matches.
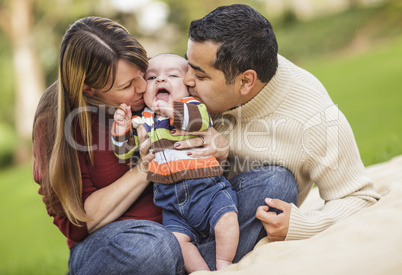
[154,176,238,243]
[68,166,298,274]
[198,166,299,270]
[68,220,184,275]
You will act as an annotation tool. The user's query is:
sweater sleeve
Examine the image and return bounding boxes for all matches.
[111,118,139,161]
[286,109,381,240]
[171,97,212,132]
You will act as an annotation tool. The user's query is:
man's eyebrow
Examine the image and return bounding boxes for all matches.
[189,63,206,73]
[185,53,207,73]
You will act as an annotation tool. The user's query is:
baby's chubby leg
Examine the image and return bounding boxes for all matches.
[173,232,209,273]
[214,211,239,270]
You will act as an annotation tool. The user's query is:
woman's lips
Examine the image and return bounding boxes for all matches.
[134,98,144,104]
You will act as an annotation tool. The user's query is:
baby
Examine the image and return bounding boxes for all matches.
[111,54,239,272]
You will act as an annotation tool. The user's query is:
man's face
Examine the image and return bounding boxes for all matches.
[184,40,241,114]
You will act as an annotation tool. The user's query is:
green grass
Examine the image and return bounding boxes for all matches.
[0,164,69,275]
[301,37,402,166]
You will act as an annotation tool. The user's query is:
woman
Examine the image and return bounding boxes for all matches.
[32,17,184,274]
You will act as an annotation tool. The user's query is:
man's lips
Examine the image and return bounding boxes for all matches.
[188,88,198,99]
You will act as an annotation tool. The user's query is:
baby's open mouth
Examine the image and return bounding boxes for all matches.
[156,88,170,101]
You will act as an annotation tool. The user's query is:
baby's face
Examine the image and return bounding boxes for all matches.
[144,54,189,108]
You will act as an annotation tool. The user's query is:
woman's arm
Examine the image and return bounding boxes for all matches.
[84,125,154,233]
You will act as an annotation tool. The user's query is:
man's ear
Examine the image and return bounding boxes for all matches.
[239,69,257,96]
[82,83,95,95]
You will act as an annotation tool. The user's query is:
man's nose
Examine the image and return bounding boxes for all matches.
[184,69,195,87]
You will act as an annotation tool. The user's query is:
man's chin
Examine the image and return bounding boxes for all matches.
[190,94,201,101]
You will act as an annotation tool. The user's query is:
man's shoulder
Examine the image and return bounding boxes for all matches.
[276,54,328,97]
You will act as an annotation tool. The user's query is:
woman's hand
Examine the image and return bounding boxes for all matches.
[171,127,229,162]
[255,198,292,242]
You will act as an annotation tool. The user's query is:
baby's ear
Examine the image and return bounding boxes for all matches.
[82,83,95,95]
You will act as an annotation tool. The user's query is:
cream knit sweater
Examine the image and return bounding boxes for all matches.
[214,55,381,240]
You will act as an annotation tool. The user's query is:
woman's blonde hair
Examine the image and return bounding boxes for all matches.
[33,17,148,225]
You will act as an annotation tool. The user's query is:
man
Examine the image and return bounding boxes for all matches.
[180,4,380,243]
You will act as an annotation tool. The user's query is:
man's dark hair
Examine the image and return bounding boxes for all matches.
[189,4,278,84]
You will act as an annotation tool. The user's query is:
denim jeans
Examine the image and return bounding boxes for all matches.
[68,219,184,275]
[68,166,298,274]
[154,175,238,243]
[198,166,299,270]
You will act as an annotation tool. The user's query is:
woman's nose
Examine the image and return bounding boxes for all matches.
[136,76,147,94]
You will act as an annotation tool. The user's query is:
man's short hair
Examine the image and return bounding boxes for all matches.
[189,4,278,84]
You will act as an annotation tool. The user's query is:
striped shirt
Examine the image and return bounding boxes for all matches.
[112,97,222,184]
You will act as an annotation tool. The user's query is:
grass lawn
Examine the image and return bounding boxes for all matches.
[0,164,69,275]
[301,37,402,166]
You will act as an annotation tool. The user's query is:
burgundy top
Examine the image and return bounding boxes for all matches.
[33,111,162,248]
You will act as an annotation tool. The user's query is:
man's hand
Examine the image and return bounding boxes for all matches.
[171,127,229,163]
[255,198,292,242]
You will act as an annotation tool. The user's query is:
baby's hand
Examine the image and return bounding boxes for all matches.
[114,103,131,135]
[152,100,173,118]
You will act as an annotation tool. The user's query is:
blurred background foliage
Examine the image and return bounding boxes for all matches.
[0,0,401,274]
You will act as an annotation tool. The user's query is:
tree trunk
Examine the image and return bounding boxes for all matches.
[9,0,44,163]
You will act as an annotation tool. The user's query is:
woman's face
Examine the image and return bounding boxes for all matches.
[93,59,146,112]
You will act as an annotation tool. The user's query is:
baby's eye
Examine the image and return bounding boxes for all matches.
[169,75,179,78]
[146,76,156,81]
